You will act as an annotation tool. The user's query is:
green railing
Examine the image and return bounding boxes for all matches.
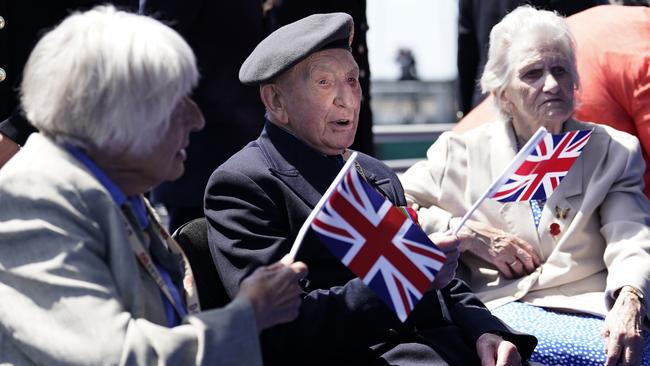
[369,80,457,171]
[373,123,455,172]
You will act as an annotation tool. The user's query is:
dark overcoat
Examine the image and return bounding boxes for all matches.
[205,121,536,365]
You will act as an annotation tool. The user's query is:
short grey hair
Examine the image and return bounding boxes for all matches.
[20,6,198,156]
[480,6,579,120]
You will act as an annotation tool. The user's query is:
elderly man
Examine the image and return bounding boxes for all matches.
[205,13,536,365]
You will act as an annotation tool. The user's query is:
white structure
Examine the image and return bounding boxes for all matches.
[367,0,459,81]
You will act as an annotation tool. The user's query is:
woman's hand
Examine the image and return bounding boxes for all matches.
[603,288,645,366]
[454,219,541,279]
[236,256,308,331]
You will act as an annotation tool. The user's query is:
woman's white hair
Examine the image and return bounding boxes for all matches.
[20,5,198,156]
[480,5,579,120]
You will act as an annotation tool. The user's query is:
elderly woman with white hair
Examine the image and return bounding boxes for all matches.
[0,6,307,366]
[402,5,650,366]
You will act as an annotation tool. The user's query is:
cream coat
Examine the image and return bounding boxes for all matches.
[401,118,650,318]
[0,134,262,366]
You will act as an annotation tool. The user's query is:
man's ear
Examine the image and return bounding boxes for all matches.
[260,84,289,125]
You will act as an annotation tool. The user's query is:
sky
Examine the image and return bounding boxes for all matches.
[366,0,459,81]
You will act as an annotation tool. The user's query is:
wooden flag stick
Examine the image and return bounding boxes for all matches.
[287,152,359,261]
[452,127,547,236]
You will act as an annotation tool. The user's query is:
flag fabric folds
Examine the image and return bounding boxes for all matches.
[311,166,446,322]
[490,129,593,202]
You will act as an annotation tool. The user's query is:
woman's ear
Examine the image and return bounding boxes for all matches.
[260,84,289,125]
[496,90,512,115]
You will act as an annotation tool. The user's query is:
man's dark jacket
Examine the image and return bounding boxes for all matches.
[205,122,536,365]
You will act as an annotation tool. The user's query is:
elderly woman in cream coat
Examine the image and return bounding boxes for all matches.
[0,6,307,366]
[402,6,650,366]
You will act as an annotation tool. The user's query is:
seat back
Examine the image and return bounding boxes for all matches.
[172,217,231,310]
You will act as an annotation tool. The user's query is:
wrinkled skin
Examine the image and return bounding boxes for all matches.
[455,219,541,279]
[603,289,645,366]
[236,256,308,331]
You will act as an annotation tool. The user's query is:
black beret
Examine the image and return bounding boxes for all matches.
[239,12,354,85]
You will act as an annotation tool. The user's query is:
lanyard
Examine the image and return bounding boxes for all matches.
[120,197,201,318]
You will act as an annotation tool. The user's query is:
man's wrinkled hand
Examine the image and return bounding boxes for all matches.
[476,333,521,366]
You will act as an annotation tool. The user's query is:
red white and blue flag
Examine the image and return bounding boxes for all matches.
[490,129,593,202]
[311,166,446,322]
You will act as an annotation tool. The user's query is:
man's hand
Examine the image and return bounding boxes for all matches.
[476,333,522,366]
[236,256,308,331]
[455,219,541,279]
[602,288,645,366]
[429,232,460,289]
[0,133,19,168]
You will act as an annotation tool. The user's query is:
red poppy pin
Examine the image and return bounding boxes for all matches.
[549,223,561,236]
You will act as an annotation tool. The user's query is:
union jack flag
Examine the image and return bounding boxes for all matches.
[311,167,446,322]
[491,129,593,202]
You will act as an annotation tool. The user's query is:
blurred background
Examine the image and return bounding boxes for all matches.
[367,0,458,171]
[363,0,606,170]
[145,0,607,229]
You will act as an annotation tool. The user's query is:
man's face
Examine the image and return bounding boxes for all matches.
[279,48,361,155]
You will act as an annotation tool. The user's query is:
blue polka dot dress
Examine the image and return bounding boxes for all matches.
[530,199,544,227]
[491,138,650,365]
[492,302,650,366]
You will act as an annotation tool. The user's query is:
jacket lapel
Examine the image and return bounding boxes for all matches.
[258,122,401,211]
[488,120,542,251]
[273,171,324,209]
[492,119,588,259]
[370,176,395,200]
[536,119,585,258]
[257,122,343,209]
[488,119,519,184]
